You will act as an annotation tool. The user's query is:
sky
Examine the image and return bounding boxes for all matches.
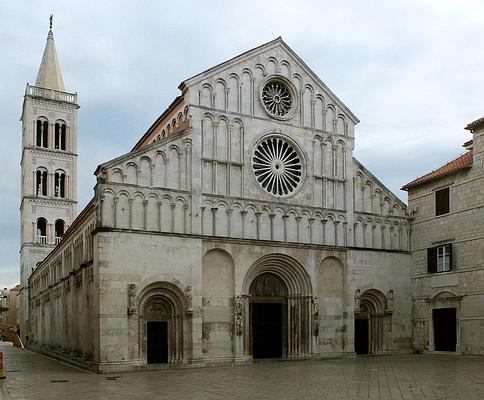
[1,0,483,289]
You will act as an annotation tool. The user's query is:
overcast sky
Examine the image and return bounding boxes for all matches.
[1,0,483,289]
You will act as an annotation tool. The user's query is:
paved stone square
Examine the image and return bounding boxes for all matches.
[1,343,484,400]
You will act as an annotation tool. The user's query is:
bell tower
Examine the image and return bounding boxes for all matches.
[19,17,79,341]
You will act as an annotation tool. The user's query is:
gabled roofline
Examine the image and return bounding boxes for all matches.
[131,95,184,151]
[95,128,192,175]
[353,157,407,208]
[179,37,359,124]
[179,37,281,89]
[401,151,473,191]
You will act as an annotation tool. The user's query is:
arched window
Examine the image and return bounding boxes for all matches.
[55,220,65,244]
[55,122,66,150]
[36,119,49,148]
[36,170,48,196]
[54,171,66,198]
[37,218,47,244]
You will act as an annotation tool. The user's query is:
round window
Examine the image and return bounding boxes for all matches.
[260,76,296,120]
[252,135,304,197]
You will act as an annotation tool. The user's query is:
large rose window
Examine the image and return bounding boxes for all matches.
[252,136,304,197]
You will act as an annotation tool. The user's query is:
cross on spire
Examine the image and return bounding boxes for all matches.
[49,14,53,30]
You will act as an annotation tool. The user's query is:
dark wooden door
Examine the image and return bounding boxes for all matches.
[355,318,369,354]
[147,321,168,363]
[252,303,283,358]
[433,308,457,351]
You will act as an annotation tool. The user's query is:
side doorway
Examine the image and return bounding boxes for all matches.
[147,321,168,363]
[354,314,369,355]
[433,308,457,352]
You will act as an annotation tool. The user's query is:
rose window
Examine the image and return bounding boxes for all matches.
[252,136,303,197]
[261,78,294,118]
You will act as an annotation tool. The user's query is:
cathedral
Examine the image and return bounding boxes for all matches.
[22,23,483,373]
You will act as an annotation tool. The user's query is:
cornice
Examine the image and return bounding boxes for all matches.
[25,146,77,159]
[25,96,80,111]
[21,196,77,207]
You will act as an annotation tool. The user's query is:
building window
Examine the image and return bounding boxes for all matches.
[55,122,66,150]
[427,244,452,273]
[435,187,450,216]
[36,119,49,148]
[36,170,48,196]
[36,218,47,244]
[54,171,66,198]
[55,220,65,244]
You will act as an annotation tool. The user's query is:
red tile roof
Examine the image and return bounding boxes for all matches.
[401,150,473,190]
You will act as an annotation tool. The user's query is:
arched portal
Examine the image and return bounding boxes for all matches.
[138,282,187,364]
[242,254,313,359]
[249,273,287,358]
[354,289,389,354]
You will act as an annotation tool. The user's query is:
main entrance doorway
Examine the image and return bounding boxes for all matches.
[250,273,287,359]
[354,317,369,354]
[252,303,283,358]
[433,308,456,351]
[147,321,168,363]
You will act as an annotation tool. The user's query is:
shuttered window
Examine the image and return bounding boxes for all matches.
[427,244,452,273]
[435,187,450,215]
[427,247,437,273]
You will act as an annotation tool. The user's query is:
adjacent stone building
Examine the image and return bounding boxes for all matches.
[24,28,413,372]
[403,118,484,354]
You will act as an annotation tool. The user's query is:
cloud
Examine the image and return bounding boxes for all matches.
[1,1,483,285]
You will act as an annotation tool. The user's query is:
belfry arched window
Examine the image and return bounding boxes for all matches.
[36,119,49,148]
[54,171,66,198]
[36,169,48,196]
[55,219,65,244]
[55,121,67,150]
[37,218,47,244]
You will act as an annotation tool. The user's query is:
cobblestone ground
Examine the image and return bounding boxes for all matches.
[1,343,484,400]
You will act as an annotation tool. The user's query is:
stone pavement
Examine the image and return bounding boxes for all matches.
[1,343,484,400]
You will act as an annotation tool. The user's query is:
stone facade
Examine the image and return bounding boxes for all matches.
[404,119,484,355]
[26,36,413,372]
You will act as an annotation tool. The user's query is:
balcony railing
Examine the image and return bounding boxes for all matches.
[37,235,47,245]
[25,84,78,104]
[55,237,62,245]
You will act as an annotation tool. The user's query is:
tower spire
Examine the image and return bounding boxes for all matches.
[35,15,65,91]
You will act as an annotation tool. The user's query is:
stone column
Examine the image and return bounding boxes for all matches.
[143,200,148,230]
[113,197,118,228]
[211,207,218,236]
[157,200,162,231]
[283,214,289,242]
[128,198,134,229]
